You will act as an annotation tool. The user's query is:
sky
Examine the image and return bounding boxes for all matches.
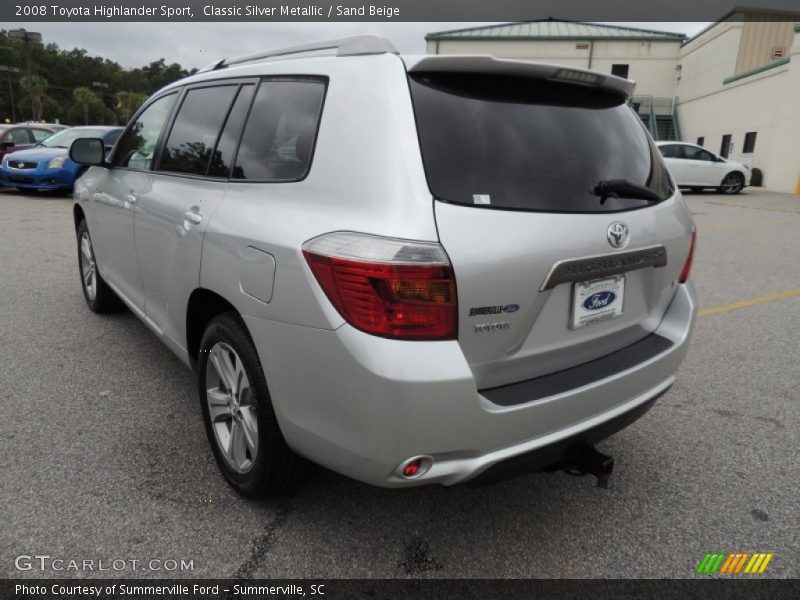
[12,22,711,70]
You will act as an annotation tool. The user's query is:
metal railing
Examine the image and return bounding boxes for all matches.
[198,35,398,73]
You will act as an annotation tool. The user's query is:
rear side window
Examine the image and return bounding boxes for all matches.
[684,146,715,162]
[409,73,674,213]
[5,129,32,144]
[659,144,682,159]
[233,79,326,181]
[159,85,239,176]
[208,84,254,178]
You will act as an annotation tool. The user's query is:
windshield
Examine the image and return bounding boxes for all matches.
[40,129,111,148]
[409,73,674,213]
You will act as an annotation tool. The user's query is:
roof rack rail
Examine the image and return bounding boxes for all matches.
[198,35,398,73]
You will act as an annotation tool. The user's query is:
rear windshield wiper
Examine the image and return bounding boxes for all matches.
[592,179,663,204]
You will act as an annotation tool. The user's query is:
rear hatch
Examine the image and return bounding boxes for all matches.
[407,57,694,390]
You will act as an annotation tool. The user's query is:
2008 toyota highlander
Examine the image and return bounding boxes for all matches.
[70,36,697,498]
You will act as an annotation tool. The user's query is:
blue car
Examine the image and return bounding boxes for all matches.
[1,126,123,193]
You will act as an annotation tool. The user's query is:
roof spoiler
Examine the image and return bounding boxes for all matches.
[407,55,635,99]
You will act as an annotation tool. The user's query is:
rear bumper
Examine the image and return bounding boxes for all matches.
[244,282,696,488]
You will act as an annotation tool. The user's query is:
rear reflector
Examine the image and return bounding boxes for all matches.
[679,229,696,284]
[302,232,457,340]
[403,459,422,477]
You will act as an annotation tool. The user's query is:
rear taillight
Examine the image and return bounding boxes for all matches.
[679,229,696,284]
[302,232,457,341]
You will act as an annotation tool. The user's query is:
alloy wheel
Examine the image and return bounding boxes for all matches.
[204,342,259,474]
[79,232,97,301]
[721,174,742,194]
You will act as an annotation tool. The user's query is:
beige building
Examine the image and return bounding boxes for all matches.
[426,11,800,194]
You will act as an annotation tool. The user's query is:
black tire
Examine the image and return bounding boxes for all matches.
[197,313,308,498]
[76,219,124,313]
[719,172,744,195]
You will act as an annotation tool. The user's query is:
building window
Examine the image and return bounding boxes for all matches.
[743,132,757,154]
[696,136,705,147]
[611,64,629,78]
[720,134,732,158]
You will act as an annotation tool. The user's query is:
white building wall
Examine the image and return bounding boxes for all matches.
[678,22,743,101]
[678,28,800,193]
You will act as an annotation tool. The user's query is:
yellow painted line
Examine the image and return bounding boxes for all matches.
[744,553,760,573]
[699,217,800,233]
[699,288,800,318]
[758,553,774,573]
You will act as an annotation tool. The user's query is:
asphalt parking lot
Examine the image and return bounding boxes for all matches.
[1,187,798,579]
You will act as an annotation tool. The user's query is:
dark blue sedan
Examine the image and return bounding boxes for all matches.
[1,126,123,193]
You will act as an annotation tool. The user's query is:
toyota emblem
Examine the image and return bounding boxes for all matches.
[607,222,630,249]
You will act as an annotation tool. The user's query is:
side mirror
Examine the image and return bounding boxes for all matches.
[1,141,14,150]
[70,138,106,166]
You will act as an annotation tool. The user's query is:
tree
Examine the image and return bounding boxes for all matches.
[72,86,99,125]
[115,91,148,123]
[18,73,49,121]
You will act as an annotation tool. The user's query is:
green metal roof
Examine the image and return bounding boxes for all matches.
[426,20,687,42]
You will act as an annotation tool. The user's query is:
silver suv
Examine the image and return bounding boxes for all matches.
[70,36,696,498]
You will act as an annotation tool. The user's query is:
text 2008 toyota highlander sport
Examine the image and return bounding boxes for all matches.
[70,36,696,498]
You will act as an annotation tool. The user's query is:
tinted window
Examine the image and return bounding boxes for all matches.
[696,136,705,147]
[611,64,630,78]
[31,128,52,142]
[743,131,757,153]
[208,84,254,178]
[104,130,121,147]
[160,85,239,176]
[409,73,674,213]
[720,134,732,158]
[659,145,682,159]
[114,93,177,170]
[4,128,32,144]
[233,79,326,181]
[684,146,715,162]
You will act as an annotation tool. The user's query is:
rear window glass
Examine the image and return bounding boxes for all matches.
[409,73,674,213]
[233,79,326,181]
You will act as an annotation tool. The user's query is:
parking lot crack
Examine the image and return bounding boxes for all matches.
[233,504,293,580]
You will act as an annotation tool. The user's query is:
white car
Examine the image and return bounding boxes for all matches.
[656,141,749,194]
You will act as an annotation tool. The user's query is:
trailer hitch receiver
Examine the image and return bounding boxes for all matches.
[563,445,615,488]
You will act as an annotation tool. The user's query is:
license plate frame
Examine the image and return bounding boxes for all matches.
[571,275,625,329]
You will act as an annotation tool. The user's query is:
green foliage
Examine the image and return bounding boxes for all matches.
[0,30,193,124]
[115,91,149,123]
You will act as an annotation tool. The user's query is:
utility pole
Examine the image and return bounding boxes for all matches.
[8,29,42,121]
[92,81,109,124]
[0,66,21,122]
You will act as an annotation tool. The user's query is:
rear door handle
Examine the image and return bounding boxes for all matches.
[183,210,203,225]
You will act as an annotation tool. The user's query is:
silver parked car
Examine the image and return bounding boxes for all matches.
[70,36,697,498]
